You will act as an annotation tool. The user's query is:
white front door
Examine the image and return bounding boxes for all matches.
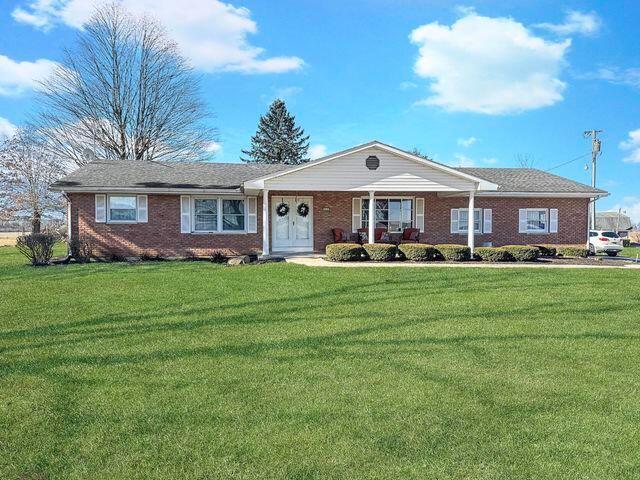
[272,196,313,252]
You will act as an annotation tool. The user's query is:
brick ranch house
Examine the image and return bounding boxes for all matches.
[51,141,607,258]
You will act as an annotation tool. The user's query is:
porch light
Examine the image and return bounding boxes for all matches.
[365,155,380,170]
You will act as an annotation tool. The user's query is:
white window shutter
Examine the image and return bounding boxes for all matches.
[518,209,527,233]
[95,194,106,223]
[415,198,425,232]
[180,195,191,233]
[483,209,492,234]
[450,209,459,234]
[137,195,148,223]
[352,197,362,233]
[549,208,558,233]
[247,197,258,233]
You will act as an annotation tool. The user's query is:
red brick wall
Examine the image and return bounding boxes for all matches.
[303,191,588,250]
[69,191,589,257]
[69,193,264,257]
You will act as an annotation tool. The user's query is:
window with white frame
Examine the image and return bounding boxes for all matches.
[457,208,482,233]
[525,208,547,233]
[192,197,245,232]
[194,199,217,232]
[222,199,244,231]
[108,195,137,222]
[361,198,413,232]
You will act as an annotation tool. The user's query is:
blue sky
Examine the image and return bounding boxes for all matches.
[1,0,639,221]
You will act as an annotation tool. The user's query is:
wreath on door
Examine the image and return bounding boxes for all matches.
[275,202,289,217]
[297,202,310,217]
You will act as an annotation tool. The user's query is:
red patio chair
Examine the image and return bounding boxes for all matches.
[332,228,350,243]
[401,228,420,243]
[357,227,391,244]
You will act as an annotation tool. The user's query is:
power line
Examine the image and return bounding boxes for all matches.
[545,152,591,172]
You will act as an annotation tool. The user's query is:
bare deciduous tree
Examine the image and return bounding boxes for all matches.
[34,2,214,166]
[515,153,536,168]
[0,128,66,233]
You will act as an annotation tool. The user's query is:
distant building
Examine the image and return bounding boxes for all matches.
[595,211,633,236]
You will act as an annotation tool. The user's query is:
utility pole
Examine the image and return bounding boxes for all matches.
[584,129,602,229]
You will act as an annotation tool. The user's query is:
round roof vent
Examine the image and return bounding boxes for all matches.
[365,155,380,170]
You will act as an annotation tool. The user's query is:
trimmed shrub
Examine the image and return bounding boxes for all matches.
[532,244,557,257]
[363,243,397,261]
[502,245,539,262]
[16,233,57,266]
[398,243,438,261]
[475,247,511,262]
[69,237,94,263]
[326,243,365,262]
[435,244,471,262]
[556,245,589,258]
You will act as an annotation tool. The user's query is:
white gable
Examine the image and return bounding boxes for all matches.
[259,146,478,192]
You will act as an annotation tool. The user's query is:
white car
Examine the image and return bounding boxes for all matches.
[589,230,624,256]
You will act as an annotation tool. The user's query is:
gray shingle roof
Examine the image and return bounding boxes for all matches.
[52,160,292,191]
[52,160,606,195]
[456,168,606,194]
[595,212,633,231]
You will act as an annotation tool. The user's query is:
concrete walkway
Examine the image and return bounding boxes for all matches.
[284,254,640,269]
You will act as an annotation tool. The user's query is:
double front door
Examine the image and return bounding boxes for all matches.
[272,196,313,252]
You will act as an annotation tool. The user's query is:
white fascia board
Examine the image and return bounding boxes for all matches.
[52,186,243,195]
[438,191,609,199]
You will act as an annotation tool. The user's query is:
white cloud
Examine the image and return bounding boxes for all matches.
[309,144,327,160]
[612,196,640,226]
[205,141,222,155]
[590,67,640,89]
[261,86,302,104]
[399,81,418,90]
[452,153,475,167]
[457,136,477,147]
[12,0,304,74]
[535,10,601,37]
[0,117,18,139]
[409,12,570,114]
[0,54,58,96]
[619,129,640,163]
[450,153,497,167]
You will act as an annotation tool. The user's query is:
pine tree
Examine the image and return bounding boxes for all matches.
[241,99,310,164]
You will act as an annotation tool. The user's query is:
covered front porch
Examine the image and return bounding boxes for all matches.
[258,190,480,255]
[243,141,498,256]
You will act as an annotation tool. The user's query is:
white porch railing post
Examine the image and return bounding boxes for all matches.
[368,191,375,244]
[467,190,475,254]
[262,189,270,255]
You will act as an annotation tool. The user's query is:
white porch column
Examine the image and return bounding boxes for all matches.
[467,190,475,254]
[368,191,375,244]
[262,189,270,255]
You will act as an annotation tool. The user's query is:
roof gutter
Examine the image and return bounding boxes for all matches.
[50,186,243,195]
[439,191,609,199]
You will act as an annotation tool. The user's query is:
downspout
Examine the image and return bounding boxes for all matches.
[62,191,72,257]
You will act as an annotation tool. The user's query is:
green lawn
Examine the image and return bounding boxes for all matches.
[621,245,640,258]
[1,246,640,479]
